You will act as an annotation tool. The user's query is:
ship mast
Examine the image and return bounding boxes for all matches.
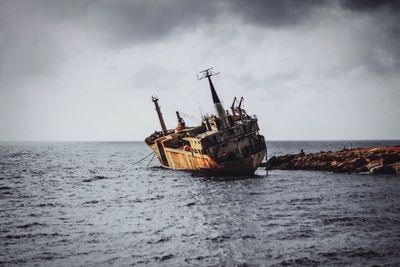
[151,96,167,135]
[198,68,227,118]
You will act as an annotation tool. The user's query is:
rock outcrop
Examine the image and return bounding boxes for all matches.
[266,146,400,174]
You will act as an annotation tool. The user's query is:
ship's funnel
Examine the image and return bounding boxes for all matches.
[199,68,226,118]
[209,78,221,104]
[209,87,227,118]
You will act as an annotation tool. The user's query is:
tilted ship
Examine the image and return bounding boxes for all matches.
[145,68,266,175]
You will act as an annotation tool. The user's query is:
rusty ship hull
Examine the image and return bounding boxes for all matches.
[149,139,266,175]
[145,68,267,175]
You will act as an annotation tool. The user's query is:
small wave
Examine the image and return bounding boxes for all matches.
[16,222,47,229]
[147,236,171,244]
[83,200,100,205]
[129,198,143,203]
[248,192,266,195]
[241,234,256,239]
[7,152,29,158]
[36,203,60,208]
[194,255,210,260]
[4,232,62,240]
[146,195,164,201]
[156,237,171,243]
[276,230,315,240]
[347,249,384,258]
[289,197,322,204]
[273,257,320,266]
[183,255,212,264]
[318,251,339,258]
[0,186,11,190]
[87,239,101,244]
[83,176,109,182]
[322,216,361,225]
[154,254,174,262]
[319,248,385,260]
[206,234,231,242]
[128,231,143,235]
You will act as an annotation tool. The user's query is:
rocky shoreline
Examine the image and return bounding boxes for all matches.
[265,146,400,174]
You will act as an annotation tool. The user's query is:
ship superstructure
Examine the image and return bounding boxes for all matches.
[145,68,266,175]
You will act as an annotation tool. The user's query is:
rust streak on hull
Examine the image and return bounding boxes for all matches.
[163,148,266,175]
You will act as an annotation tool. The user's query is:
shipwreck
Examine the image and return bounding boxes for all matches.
[145,68,266,175]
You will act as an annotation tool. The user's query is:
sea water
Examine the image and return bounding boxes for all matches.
[1,141,399,266]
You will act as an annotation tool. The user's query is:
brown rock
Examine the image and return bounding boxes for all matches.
[265,146,400,174]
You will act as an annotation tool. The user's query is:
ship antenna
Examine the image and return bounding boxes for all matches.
[198,106,204,120]
[238,96,244,118]
[238,96,244,109]
[197,68,226,118]
[231,97,237,117]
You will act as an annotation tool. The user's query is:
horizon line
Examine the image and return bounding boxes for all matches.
[1,138,400,143]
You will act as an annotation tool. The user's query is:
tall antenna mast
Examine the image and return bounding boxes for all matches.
[151,96,167,135]
[198,68,226,118]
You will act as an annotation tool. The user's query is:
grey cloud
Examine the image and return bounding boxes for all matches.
[25,0,89,23]
[337,0,400,73]
[1,0,399,85]
[226,0,323,27]
[231,71,300,90]
[131,65,181,91]
[0,0,219,83]
[368,27,400,74]
[84,0,220,47]
[0,3,62,87]
[86,0,325,46]
[224,0,397,29]
[82,0,400,78]
[0,32,62,82]
[0,0,70,83]
[339,0,400,12]
[2,0,399,49]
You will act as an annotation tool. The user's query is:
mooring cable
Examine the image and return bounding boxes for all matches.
[146,152,156,167]
[133,152,155,165]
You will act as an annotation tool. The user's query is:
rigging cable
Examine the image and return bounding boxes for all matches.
[146,152,156,167]
[133,152,155,165]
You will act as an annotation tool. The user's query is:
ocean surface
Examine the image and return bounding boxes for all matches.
[1,140,400,266]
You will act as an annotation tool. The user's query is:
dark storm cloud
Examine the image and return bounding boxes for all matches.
[85,0,325,45]
[2,0,399,49]
[346,1,400,74]
[87,0,400,74]
[84,0,220,46]
[226,0,400,22]
[226,0,323,27]
[1,0,400,83]
[0,0,220,81]
[339,0,400,12]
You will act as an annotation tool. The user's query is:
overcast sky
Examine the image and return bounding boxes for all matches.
[0,0,399,141]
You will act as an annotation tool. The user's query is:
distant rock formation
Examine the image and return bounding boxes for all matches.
[266,146,400,174]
